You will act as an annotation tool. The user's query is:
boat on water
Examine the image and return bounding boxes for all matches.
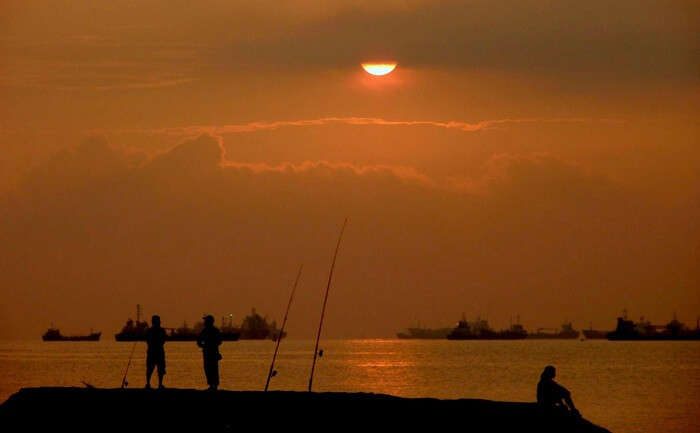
[114,305,282,341]
[527,322,580,339]
[239,308,286,340]
[42,327,101,341]
[446,316,527,340]
[581,329,607,339]
[115,310,240,342]
[606,311,700,341]
[396,323,452,339]
[581,322,608,339]
[165,318,241,342]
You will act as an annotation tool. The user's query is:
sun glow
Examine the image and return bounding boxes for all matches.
[361,63,397,76]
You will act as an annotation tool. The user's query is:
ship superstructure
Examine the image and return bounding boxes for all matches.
[447,315,527,340]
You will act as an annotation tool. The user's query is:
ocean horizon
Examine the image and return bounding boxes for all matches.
[1,339,698,433]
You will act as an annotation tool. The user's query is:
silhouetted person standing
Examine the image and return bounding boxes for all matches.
[197,315,223,390]
[145,315,167,389]
[537,365,580,417]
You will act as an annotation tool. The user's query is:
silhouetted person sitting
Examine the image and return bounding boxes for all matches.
[145,315,167,389]
[537,365,580,417]
[197,315,223,390]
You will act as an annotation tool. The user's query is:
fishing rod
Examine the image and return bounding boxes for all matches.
[308,218,348,392]
[120,340,139,389]
[264,264,304,392]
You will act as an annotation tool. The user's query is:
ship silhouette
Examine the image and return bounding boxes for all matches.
[42,326,101,341]
[114,305,284,341]
[581,322,608,339]
[606,310,700,341]
[527,322,580,339]
[396,321,452,339]
[447,315,527,340]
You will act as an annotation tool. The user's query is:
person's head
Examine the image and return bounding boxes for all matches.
[203,315,215,328]
[151,315,161,327]
[541,365,556,380]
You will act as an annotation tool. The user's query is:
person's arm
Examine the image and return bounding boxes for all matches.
[196,331,205,348]
[556,383,580,415]
[563,391,579,415]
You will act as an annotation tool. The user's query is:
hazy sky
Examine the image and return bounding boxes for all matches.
[1,1,698,338]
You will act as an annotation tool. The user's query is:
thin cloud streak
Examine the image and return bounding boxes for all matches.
[94,78,199,91]
[222,159,438,187]
[96,116,622,136]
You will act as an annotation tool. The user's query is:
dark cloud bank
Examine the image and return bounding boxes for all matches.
[223,0,699,83]
[0,135,697,338]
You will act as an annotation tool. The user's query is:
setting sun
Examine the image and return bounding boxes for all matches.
[361,62,397,76]
[0,3,697,432]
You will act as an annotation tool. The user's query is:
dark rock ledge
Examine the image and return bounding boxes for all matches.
[0,387,611,433]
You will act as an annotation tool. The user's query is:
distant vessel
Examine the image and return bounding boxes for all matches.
[239,308,286,341]
[115,306,241,342]
[396,321,452,339]
[165,319,241,342]
[42,327,101,341]
[606,311,700,341]
[447,315,527,340]
[114,305,150,341]
[581,329,607,339]
[527,322,579,339]
[114,305,283,341]
[581,323,608,339]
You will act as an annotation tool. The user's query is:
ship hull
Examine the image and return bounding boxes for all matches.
[581,330,607,339]
[43,333,101,341]
[526,333,579,340]
[606,333,700,341]
[447,333,527,340]
[396,328,452,339]
[115,333,241,342]
[606,315,700,341]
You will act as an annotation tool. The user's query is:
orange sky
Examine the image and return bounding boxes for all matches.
[0,1,698,338]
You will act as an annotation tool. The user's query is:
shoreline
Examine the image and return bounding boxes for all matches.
[1,387,611,432]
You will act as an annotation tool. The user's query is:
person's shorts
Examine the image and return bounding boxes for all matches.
[146,352,166,374]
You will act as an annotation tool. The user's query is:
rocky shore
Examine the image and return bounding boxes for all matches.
[0,387,611,432]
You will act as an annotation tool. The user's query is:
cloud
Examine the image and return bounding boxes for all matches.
[146,134,225,171]
[92,78,198,91]
[21,136,131,192]
[140,134,434,185]
[217,0,699,82]
[1,135,697,339]
[95,116,616,137]
[223,160,437,188]
[3,1,696,91]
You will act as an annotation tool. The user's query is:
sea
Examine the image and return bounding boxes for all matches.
[1,339,698,433]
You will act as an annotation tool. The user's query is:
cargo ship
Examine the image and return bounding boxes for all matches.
[527,322,579,339]
[396,322,452,339]
[115,305,282,341]
[114,305,150,341]
[166,318,241,342]
[606,311,700,341]
[447,315,527,340]
[239,308,286,340]
[581,323,608,339]
[581,329,607,339]
[42,327,101,341]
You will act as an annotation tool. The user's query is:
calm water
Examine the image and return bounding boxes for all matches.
[1,339,698,433]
